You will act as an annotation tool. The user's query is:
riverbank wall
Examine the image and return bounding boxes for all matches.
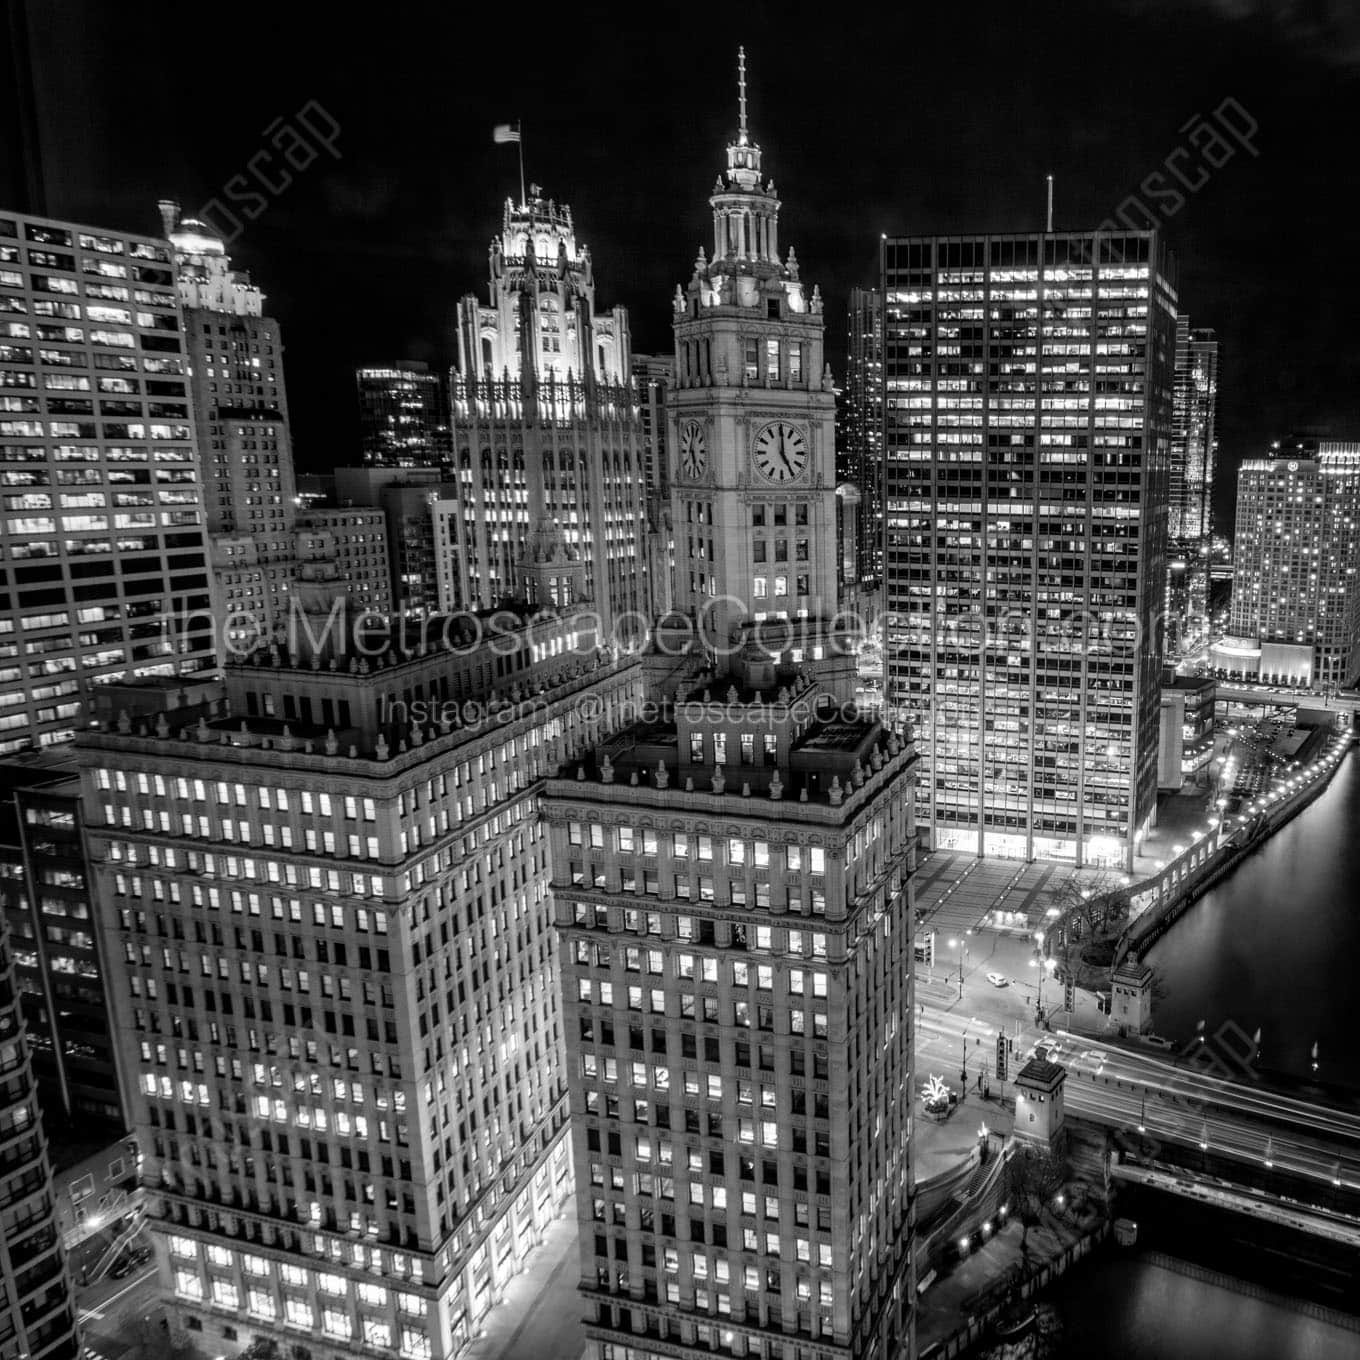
[1113,728,1356,965]
[919,1221,1110,1360]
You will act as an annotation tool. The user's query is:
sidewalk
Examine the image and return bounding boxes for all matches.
[463,1213,584,1360]
[915,1207,1101,1352]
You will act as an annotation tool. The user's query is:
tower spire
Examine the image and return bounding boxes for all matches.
[738,46,748,144]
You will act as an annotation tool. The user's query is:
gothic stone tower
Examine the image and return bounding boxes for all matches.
[667,50,848,692]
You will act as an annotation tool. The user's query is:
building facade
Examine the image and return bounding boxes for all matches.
[0,753,123,1135]
[334,468,460,618]
[78,611,647,1360]
[882,230,1177,868]
[0,917,81,1360]
[544,648,918,1360]
[1165,318,1218,656]
[1,209,216,753]
[447,191,651,636]
[1220,444,1360,687]
[293,508,393,618]
[161,202,298,649]
[356,364,451,472]
[841,288,883,586]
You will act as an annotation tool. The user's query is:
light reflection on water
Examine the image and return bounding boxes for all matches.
[1146,746,1360,1092]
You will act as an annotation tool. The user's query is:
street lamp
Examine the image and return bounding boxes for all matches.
[948,935,970,999]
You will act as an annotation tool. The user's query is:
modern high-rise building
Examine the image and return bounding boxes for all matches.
[883,229,1177,868]
[544,53,918,1360]
[0,752,123,1135]
[841,287,883,585]
[545,653,919,1360]
[1165,318,1218,655]
[448,190,651,635]
[631,354,672,499]
[160,201,298,646]
[356,363,451,472]
[1,209,216,753]
[78,610,647,1360]
[1219,443,1360,687]
[334,467,461,618]
[0,916,81,1360]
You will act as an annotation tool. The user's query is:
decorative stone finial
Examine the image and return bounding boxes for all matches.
[769,770,784,800]
[117,709,131,734]
[799,786,808,802]
[829,776,844,806]
[600,754,614,784]
[375,733,389,761]
[154,713,169,738]
[685,776,695,791]
[325,728,339,756]
[712,764,726,795]
[727,685,739,705]
[576,766,586,782]
[656,760,670,790]
[851,761,865,788]
[741,782,751,797]
[629,770,639,786]
[888,732,901,757]
[196,715,210,742]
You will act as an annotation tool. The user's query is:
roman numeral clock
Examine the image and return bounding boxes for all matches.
[751,420,808,484]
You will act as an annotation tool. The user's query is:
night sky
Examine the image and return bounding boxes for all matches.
[15,0,1360,529]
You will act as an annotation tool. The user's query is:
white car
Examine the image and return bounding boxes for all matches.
[985,972,1009,988]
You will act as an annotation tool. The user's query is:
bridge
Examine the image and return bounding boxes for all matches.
[1031,1029,1360,1242]
[1209,681,1360,714]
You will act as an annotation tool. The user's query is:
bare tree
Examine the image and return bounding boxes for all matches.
[1006,1144,1065,1253]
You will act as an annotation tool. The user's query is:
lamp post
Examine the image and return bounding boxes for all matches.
[948,935,970,999]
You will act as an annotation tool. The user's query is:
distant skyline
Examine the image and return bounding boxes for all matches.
[11,0,1360,530]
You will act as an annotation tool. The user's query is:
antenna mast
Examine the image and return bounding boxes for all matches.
[738,46,748,143]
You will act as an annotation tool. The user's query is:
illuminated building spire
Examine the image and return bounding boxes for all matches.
[738,45,748,145]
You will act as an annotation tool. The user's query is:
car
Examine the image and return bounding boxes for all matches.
[985,972,1009,988]
[109,1254,137,1279]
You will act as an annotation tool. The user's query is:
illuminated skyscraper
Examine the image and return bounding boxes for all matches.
[449,192,650,634]
[883,230,1177,869]
[548,53,917,1360]
[0,916,81,1360]
[0,753,123,1132]
[79,611,646,1360]
[356,363,451,471]
[1221,442,1360,687]
[0,209,215,753]
[161,201,298,646]
[1166,318,1218,654]
[842,287,883,584]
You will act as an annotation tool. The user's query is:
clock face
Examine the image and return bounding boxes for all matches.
[679,421,707,478]
[752,421,808,483]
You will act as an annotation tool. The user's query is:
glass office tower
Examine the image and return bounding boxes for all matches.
[882,230,1176,868]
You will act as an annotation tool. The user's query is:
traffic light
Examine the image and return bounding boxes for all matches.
[996,1032,1009,1082]
[1064,978,1076,1014]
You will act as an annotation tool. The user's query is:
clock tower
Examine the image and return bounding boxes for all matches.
[668,49,848,686]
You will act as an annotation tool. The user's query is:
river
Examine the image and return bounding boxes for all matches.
[1030,746,1360,1356]
[1145,744,1360,1093]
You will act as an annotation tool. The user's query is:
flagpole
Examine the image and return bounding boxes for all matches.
[518,124,526,207]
